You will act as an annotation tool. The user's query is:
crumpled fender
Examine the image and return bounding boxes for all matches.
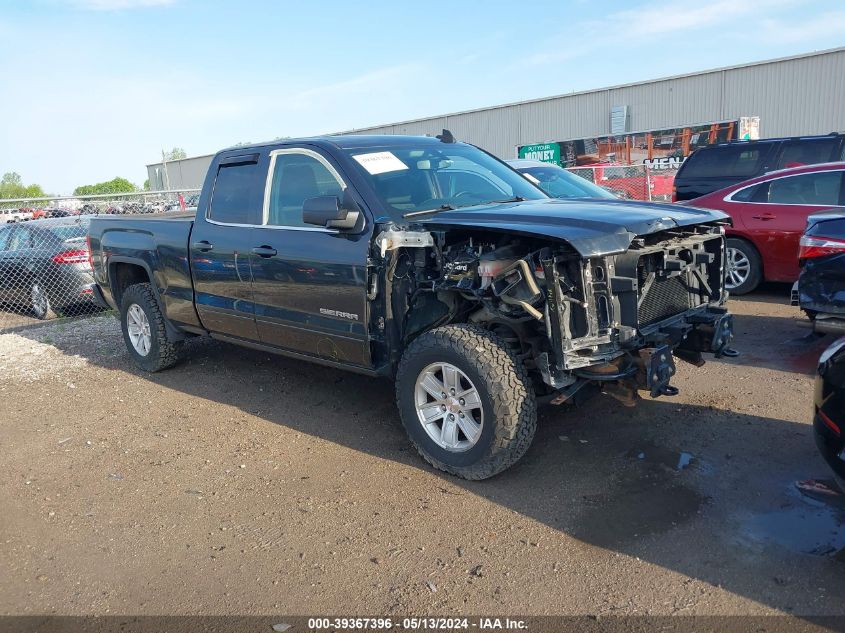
[799,253,845,316]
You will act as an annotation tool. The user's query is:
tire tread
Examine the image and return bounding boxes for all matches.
[121,283,182,372]
[396,324,537,480]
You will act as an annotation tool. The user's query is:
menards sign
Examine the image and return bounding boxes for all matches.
[518,142,560,165]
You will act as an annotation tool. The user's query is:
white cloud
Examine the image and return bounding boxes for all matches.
[516,0,803,67]
[759,10,845,43]
[67,0,175,10]
[608,0,796,37]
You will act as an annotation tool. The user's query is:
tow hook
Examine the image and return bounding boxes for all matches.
[710,313,737,358]
[682,310,740,358]
[640,345,678,398]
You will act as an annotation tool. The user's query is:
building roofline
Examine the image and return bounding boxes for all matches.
[341,46,845,132]
[145,152,215,168]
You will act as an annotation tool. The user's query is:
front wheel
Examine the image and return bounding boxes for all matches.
[395,325,537,480]
[120,283,183,372]
[725,238,762,295]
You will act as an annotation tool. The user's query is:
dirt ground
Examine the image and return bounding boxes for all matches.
[2,287,845,618]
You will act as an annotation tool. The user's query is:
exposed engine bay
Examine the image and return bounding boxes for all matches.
[374,221,734,405]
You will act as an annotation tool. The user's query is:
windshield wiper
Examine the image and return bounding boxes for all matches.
[403,204,455,218]
[490,196,525,204]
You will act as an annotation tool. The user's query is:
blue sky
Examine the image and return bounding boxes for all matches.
[1,0,844,194]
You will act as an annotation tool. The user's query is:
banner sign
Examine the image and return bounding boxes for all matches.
[518,142,560,165]
[518,120,741,168]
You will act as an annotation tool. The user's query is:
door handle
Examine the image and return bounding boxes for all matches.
[192,240,214,252]
[251,245,277,258]
[751,213,776,221]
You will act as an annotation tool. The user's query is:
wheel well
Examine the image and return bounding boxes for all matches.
[110,262,151,307]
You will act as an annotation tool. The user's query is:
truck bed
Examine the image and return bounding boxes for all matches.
[88,211,200,329]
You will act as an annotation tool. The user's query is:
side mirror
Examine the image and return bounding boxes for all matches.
[302,195,360,230]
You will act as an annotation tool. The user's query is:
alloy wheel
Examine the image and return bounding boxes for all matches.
[31,283,49,318]
[126,304,152,356]
[725,246,751,290]
[414,362,484,452]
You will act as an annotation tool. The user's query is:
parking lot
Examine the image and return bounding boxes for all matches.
[1,287,844,617]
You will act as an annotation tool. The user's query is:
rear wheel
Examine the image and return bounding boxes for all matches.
[395,325,537,480]
[31,281,57,320]
[725,238,762,295]
[120,283,183,372]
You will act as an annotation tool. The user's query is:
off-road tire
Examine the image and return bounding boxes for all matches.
[395,324,537,480]
[120,283,183,372]
[726,237,762,295]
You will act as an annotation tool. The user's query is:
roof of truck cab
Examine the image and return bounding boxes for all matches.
[220,134,456,153]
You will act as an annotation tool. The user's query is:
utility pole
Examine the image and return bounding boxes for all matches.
[161,150,172,191]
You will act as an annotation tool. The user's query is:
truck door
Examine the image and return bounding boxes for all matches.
[248,147,372,368]
[189,154,263,340]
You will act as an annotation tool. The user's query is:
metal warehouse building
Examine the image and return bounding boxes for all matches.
[147,47,845,190]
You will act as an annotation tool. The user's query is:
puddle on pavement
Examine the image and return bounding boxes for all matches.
[572,445,706,547]
[576,482,705,547]
[743,491,845,557]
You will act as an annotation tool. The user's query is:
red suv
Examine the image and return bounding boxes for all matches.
[683,162,845,294]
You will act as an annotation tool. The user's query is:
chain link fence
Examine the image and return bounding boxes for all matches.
[566,164,681,202]
[0,189,199,331]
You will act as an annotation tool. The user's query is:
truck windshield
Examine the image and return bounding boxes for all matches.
[344,144,547,216]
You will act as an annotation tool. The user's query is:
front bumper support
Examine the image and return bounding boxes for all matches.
[678,308,735,358]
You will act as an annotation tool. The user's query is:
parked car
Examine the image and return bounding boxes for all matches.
[0,216,95,319]
[1,208,28,224]
[812,337,845,484]
[88,134,734,479]
[795,211,845,335]
[507,159,616,199]
[673,133,845,202]
[679,162,845,294]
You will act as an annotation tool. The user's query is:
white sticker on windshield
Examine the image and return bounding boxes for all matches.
[352,151,409,175]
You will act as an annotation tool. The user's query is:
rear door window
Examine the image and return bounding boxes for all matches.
[777,139,838,169]
[681,145,769,178]
[731,183,764,202]
[766,171,842,206]
[208,161,262,225]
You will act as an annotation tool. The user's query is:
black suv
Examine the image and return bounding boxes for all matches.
[674,133,845,201]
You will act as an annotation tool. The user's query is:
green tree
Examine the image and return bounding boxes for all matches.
[73,177,138,196]
[0,172,48,200]
[2,172,23,188]
[143,178,150,191]
[163,147,187,161]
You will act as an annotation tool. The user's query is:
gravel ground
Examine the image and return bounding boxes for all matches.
[2,288,845,618]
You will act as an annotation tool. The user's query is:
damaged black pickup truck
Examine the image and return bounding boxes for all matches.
[88,134,734,479]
